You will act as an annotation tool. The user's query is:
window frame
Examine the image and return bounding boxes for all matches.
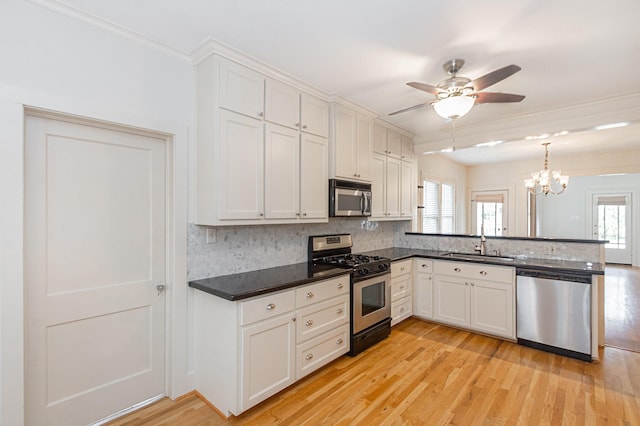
[419,175,456,234]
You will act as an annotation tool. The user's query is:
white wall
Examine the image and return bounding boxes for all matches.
[418,154,468,233]
[467,148,640,237]
[0,1,193,424]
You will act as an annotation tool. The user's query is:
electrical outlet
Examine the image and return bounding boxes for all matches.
[206,228,217,244]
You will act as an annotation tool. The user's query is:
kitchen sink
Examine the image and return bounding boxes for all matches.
[442,252,515,262]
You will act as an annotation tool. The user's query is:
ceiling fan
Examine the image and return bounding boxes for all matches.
[389,59,525,119]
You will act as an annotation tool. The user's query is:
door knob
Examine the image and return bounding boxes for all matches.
[155,283,165,295]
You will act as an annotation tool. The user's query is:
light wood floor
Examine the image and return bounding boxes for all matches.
[108,317,640,425]
[605,264,640,352]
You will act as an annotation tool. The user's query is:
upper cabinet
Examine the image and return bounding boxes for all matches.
[195,54,329,226]
[370,120,415,221]
[265,79,329,138]
[330,103,373,182]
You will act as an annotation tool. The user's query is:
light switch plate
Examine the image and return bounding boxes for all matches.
[206,228,217,243]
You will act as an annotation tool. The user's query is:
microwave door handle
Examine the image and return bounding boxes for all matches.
[362,192,369,214]
[360,192,364,214]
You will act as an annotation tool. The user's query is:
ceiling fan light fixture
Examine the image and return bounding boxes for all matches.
[432,94,475,119]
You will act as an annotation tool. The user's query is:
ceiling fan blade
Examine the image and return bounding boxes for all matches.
[470,64,521,91]
[475,92,525,104]
[388,102,430,116]
[407,82,439,95]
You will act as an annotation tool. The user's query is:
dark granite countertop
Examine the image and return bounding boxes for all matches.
[190,247,604,301]
[359,247,605,275]
[189,262,351,301]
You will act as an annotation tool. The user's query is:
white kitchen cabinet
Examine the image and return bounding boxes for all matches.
[218,57,265,119]
[265,80,329,138]
[400,161,413,219]
[386,129,402,158]
[331,103,372,182]
[371,153,402,219]
[413,259,433,319]
[196,54,329,225]
[391,259,413,326]
[432,260,515,339]
[218,109,264,220]
[300,133,328,219]
[401,135,414,161]
[195,274,350,416]
[372,123,400,158]
[265,123,299,219]
[241,311,296,410]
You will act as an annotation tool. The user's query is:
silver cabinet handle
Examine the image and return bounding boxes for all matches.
[296,212,300,216]
[266,303,276,310]
[337,283,344,289]
[295,122,300,127]
[465,282,469,286]
[400,284,404,289]
[471,282,475,286]
[421,264,429,268]
[305,353,313,360]
[336,308,343,314]
[302,213,307,216]
[479,271,487,275]
[302,124,307,129]
[454,268,461,272]
[258,111,264,117]
[306,291,314,299]
[305,319,313,327]
[258,213,264,217]
[400,266,405,271]
[337,338,343,345]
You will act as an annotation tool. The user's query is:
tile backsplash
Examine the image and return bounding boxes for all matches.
[188,219,411,280]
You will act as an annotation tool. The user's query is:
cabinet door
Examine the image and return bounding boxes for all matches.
[370,152,386,218]
[355,114,373,181]
[218,109,264,220]
[300,93,328,137]
[470,279,514,339]
[334,105,357,180]
[241,312,295,411]
[385,157,401,217]
[414,273,433,319]
[391,274,411,302]
[400,161,413,218]
[386,129,402,158]
[300,133,328,219]
[372,123,387,154]
[433,275,469,327]
[401,135,414,161]
[265,79,300,130]
[218,58,265,120]
[265,123,299,219]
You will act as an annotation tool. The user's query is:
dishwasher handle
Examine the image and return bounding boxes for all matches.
[516,268,592,284]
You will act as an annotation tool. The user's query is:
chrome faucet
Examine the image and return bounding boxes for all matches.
[474,225,486,255]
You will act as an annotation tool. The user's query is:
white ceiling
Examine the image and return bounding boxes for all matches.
[38,0,640,165]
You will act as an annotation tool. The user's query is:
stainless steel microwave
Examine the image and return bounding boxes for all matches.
[329,179,372,217]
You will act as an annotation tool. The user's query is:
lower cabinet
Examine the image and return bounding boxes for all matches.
[432,260,515,339]
[391,259,412,326]
[194,274,350,416]
[413,259,433,319]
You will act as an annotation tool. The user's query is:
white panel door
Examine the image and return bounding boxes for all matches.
[385,156,401,217]
[300,133,328,219]
[592,192,633,264]
[24,115,166,426]
[265,79,300,130]
[300,93,328,138]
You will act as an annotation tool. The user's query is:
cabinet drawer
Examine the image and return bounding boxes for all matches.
[415,259,433,274]
[296,295,349,343]
[296,324,349,380]
[391,295,412,326]
[240,290,295,326]
[391,275,412,301]
[295,275,349,308]
[434,261,514,284]
[391,259,412,278]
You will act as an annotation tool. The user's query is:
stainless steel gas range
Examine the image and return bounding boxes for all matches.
[309,234,391,356]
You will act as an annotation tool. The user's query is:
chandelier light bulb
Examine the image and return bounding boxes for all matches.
[524,143,569,196]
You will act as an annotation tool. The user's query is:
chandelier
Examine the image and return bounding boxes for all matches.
[524,143,569,196]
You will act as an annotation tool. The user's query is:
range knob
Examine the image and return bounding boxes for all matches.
[378,264,386,271]
[361,268,369,275]
[357,269,365,276]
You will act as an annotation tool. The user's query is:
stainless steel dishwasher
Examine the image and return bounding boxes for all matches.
[516,269,592,361]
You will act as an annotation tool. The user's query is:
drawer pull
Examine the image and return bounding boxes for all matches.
[338,283,344,289]
[400,284,404,289]
[471,282,475,286]
[336,308,344,315]
[421,264,429,268]
[454,268,461,272]
[479,270,488,275]
[401,266,405,271]
[465,282,469,286]
[306,291,314,298]
[305,319,314,327]
[337,338,343,345]
[400,307,405,312]
[266,303,276,310]
[305,353,314,360]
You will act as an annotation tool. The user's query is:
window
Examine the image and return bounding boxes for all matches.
[419,178,455,233]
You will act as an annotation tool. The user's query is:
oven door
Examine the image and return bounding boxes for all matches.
[352,273,391,334]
